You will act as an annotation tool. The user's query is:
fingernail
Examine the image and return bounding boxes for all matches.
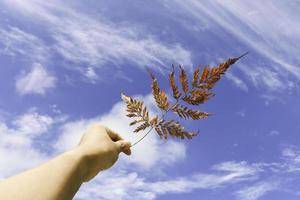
[121,142,125,149]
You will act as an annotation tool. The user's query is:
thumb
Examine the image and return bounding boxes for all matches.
[115,140,132,155]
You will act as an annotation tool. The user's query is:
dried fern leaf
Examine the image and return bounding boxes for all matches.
[169,65,181,100]
[179,65,189,94]
[122,53,246,145]
[147,69,170,111]
[122,93,152,132]
[192,66,200,88]
[134,122,150,133]
[129,119,145,126]
[200,66,210,83]
[172,104,210,119]
[149,115,158,126]
[154,126,163,139]
[159,120,197,139]
[126,113,137,117]
[181,89,214,105]
[198,52,248,90]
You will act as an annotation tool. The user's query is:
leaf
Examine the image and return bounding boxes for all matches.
[159,120,197,139]
[192,66,200,88]
[172,104,211,120]
[179,65,189,94]
[122,93,153,133]
[129,119,143,126]
[200,66,210,83]
[126,113,137,117]
[198,52,248,90]
[134,122,150,133]
[182,89,214,105]
[155,126,163,139]
[122,53,247,145]
[121,93,132,103]
[149,115,158,126]
[148,68,170,111]
[169,65,181,99]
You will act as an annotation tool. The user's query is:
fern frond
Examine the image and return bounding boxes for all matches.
[147,68,170,111]
[179,65,189,94]
[123,53,247,146]
[200,66,210,84]
[192,66,200,88]
[172,104,210,119]
[153,126,162,139]
[121,93,152,133]
[159,120,197,139]
[181,88,214,105]
[134,122,150,133]
[169,65,181,100]
[198,52,248,90]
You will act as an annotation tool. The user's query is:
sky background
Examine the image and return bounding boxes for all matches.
[0,0,300,199]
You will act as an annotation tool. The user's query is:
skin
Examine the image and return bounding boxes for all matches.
[0,124,131,200]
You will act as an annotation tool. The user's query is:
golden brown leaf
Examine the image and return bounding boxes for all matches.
[169,65,181,100]
[192,66,200,88]
[122,93,152,133]
[159,120,197,139]
[122,53,247,145]
[200,66,210,83]
[172,104,211,120]
[155,126,163,139]
[179,65,189,94]
[147,69,170,111]
[198,52,248,90]
[134,122,150,133]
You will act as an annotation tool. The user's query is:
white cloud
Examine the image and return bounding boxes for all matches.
[235,181,279,200]
[236,110,246,117]
[239,64,294,92]
[83,67,99,83]
[16,63,56,95]
[1,0,193,82]
[281,146,300,173]
[269,130,280,136]
[75,161,260,200]
[0,26,48,62]
[164,0,300,91]
[1,100,300,199]
[226,72,248,92]
[53,94,266,200]
[13,111,54,137]
[0,111,54,178]
[54,94,186,170]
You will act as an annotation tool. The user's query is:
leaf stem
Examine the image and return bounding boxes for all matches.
[130,100,179,147]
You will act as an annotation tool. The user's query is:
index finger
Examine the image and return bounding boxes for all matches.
[105,127,123,142]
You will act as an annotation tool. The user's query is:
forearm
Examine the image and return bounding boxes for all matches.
[0,149,85,200]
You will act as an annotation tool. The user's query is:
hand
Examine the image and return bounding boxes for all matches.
[75,124,131,182]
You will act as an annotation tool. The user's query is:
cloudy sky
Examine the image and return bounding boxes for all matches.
[0,0,300,199]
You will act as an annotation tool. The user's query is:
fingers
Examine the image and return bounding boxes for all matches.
[105,127,123,142]
[104,126,132,155]
[115,140,131,155]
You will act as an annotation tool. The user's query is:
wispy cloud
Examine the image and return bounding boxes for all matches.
[164,0,300,92]
[235,181,280,200]
[1,96,300,199]
[1,0,193,83]
[0,110,54,178]
[15,63,56,95]
[54,94,186,170]
[75,161,260,200]
[0,26,48,62]
[226,72,248,92]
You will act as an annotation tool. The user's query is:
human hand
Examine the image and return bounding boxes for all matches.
[75,124,131,182]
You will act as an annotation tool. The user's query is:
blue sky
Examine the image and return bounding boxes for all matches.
[0,0,300,199]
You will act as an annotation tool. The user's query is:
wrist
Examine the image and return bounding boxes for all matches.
[65,148,88,183]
